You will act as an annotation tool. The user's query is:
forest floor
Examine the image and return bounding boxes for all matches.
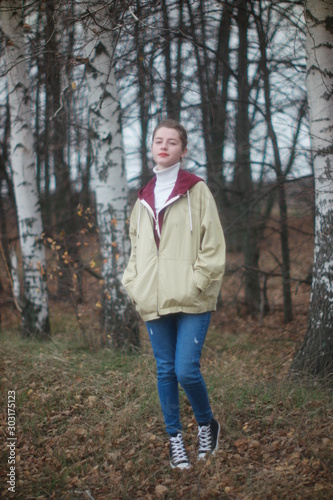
[1,210,333,499]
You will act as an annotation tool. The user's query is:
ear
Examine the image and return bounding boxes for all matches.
[181,148,187,158]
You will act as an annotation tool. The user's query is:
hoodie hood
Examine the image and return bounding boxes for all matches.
[138,168,203,211]
[137,169,204,247]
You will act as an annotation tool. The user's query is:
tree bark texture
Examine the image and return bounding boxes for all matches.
[80,3,140,349]
[2,0,50,338]
[161,0,183,121]
[208,3,232,218]
[290,0,333,379]
[135,0,152,187]
[44,0,80,300]
[233,0,261,314]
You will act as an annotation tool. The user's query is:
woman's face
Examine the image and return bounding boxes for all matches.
[152,127,187,170]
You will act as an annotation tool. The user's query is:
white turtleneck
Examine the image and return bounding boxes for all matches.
[153,162,180,216]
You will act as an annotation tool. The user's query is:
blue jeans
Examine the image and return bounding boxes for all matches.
[146,312,213,436]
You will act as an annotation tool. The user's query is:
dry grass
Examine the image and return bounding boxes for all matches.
[1,309,332,499]
[1,203,332,498]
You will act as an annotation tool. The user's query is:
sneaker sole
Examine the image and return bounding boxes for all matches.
[170,461,191,470]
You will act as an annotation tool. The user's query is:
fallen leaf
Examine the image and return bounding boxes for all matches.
[155,484,168,497]
[234,438,248,449]
[88,396,97,407]
[249,439,260,448]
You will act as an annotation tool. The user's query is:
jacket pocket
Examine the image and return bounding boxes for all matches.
[158,261,200,309]
[131,264,158,314]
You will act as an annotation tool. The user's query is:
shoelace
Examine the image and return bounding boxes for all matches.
[198,424,212,452]
[170,434,189,465]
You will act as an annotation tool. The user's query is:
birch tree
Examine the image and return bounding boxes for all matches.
[1,0,50,337]
[79,1,140,349]
[290,0,333,379]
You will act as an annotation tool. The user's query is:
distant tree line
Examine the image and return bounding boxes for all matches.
[0,0,331,379]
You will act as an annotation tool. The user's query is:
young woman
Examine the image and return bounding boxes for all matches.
[122,119,226,470]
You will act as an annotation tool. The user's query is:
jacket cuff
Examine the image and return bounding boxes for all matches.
[194,271,211,292]
[121,278,136,304]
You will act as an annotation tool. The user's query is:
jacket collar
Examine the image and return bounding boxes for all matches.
[138,168,203,214]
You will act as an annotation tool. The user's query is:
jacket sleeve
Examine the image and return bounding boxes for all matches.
[121,200,139,303]
[193,183,226,293]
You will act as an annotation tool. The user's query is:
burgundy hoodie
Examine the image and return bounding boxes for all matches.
[138,169,203,248]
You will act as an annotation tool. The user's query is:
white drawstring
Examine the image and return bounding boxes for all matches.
[187,190,193,233]
[137,203,141,238]
[139,193,192,238]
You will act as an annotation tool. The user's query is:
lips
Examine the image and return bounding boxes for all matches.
[158,153,169,157]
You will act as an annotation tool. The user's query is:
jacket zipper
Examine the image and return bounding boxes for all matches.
[156,248,159,316]
[140,197,180,317]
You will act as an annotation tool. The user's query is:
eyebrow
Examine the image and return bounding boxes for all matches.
[154,136,180,142]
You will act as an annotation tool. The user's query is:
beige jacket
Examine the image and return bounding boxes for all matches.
[122,173,226,321]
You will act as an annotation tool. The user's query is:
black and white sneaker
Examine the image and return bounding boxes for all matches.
[169,433,191,470]
[198,418,221,460]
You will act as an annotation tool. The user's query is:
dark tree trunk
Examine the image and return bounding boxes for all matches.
[185,0,231,218]
[208,2,233,218]
[45,0,79,300]
[276,173,293,322]
[253,0,293,322]
[0,103,17,302]
[135,0,151,186]
[161,0,183,121]
[232,0,261,314]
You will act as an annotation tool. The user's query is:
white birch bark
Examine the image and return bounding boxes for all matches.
[291,0,333,378]
[79,2,139,347]
[10,247,20,301]
[1,1,50,337]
